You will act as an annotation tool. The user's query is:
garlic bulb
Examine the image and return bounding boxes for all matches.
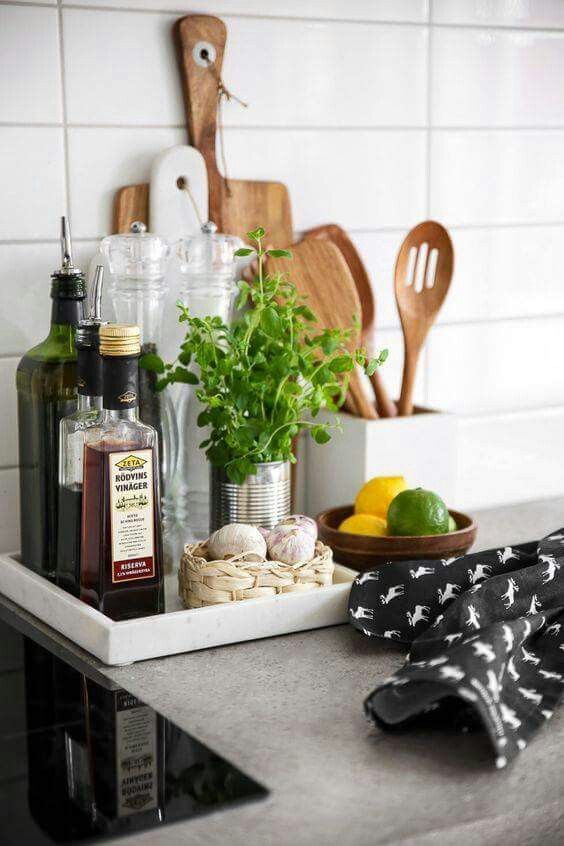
[208,523,267,560]
[267,526,316,565]
[275,514,318,541]
[257,526,271,541]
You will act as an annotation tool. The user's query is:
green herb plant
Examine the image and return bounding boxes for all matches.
[141,227,388,485]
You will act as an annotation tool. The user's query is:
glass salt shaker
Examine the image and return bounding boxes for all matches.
[100,223,177,535]
[173,222,241,543]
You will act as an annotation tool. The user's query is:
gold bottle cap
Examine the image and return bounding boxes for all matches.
[99,324,141,356]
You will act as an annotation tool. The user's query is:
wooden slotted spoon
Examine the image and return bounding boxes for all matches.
[395,221,454,416]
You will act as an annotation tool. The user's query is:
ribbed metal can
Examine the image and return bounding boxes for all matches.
[210,461,291,532]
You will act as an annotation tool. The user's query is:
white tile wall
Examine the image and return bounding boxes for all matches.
[1,0,564,549]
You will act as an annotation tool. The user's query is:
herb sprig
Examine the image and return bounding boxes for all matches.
[141,227,387,485]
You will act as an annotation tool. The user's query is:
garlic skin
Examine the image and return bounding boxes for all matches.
[257,526,271,541]
[267,527,316,565]
[275,514,318,541]
[208,523,267,560]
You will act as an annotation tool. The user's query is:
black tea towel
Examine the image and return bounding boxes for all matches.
[348,531,564,767]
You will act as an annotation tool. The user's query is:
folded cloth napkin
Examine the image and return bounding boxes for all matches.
[348,531,564,767]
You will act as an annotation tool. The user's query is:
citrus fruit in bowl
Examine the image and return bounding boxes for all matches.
[354,476,407,520]
[338,513,387,537]
[387,488,449,537]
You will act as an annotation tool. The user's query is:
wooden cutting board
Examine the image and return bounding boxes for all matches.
[267,239,377,419]
[114,14,293,246]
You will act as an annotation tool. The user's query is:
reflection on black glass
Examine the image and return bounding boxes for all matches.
[0,623,266,845]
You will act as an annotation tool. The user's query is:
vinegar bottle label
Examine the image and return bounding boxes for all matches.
[109,449,156,583]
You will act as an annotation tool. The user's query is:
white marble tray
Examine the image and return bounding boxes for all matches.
[0,553,357,666]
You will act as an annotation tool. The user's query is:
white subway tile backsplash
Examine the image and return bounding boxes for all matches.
[67,126,184,238]
[63,12,427,128]
[0,360,17,469]
[432,0,564,29]
[0,6,62,124]
[457,408,564,511]
[0,469,19,553]
[430,130,564,225]
[351,230,406,330]
[432,28,564,127]
[62,1,429,23]
[0,243,59,357]
[222,19,428,128]
[427,318,564,414]
[0,127,65,241]
[441,225,564,324]
[63,10,183,127]
[223,129,427,231]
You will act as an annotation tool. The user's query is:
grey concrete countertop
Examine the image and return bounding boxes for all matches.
[5,498,564,845]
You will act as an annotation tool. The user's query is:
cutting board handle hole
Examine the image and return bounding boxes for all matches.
[176,176,187,190]
[193,41,216,67]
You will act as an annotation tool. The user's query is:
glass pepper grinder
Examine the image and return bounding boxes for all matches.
[172,222,241,543]
[100,223,177,532]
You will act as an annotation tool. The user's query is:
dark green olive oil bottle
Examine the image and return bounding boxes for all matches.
[16,217,86,579]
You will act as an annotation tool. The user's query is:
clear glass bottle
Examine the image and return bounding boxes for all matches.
[80,324,164,621]
[172,222,240,543]
[16,217,86,579]
[57,266,105,597]
[100,224,177,533]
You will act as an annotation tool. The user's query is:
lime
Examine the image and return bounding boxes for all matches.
[448,515,457,533]
[355,476,408,520]
[387,488,449,536]
[339,513,387,537]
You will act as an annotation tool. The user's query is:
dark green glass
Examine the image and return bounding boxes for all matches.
[16,274,86,579]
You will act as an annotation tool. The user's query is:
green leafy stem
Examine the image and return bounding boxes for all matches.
[140,226,388,485]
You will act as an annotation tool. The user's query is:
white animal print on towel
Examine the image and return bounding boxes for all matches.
[355,571,380,586]
[542,710,554,720]
[409,566,435,579]
[518,687,542,706]
[468,564,492,585]
[383,630,401,640]
[444,632,463,646]
[501,577,519,609]
[507,657,520,682]
[458,687,478,702]
[440,557,459,566]
[350,606,374,621]
[497,547,519,565]
[539,669,563,681]
[521,646,540,666]
[439,665,465,682]
[465,605,480,629]
[539,554,560,583]
[500,702,521,730]
[437,583,461,605]
[527,595,542,615]
[545,623,561,636]
[471,641,496,662]
[431,614,444,628]
[406,605,430,627]
[380,585,405,605]
[502,625,514,653]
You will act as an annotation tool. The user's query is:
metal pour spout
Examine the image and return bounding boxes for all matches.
[90,265,104,321]
[58,215,80,275]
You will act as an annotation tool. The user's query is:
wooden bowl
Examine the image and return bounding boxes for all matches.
[316,505,477,572]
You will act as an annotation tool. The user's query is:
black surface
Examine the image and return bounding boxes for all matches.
[0,609,267,844]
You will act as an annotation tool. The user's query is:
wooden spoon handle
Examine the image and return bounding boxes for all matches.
[348,368,378,419]
[398,349,420,416]
[369,370,397,418]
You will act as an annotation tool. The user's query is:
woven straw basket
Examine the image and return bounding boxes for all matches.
[179,540,335,608]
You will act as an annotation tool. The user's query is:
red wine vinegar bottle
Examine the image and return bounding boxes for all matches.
[80,324,164,620]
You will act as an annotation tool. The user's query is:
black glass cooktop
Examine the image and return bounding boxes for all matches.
[0,603,267,844]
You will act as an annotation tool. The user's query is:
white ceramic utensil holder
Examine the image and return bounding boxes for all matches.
[305,407,458,516]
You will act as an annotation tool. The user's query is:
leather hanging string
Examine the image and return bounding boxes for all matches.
[203,55,248,197]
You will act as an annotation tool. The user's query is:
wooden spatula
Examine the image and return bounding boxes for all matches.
[302,223,397,418]
[395,221,454,416]
[267,239,378,420]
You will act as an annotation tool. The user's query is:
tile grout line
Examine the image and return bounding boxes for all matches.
[422,2,433,407]
[3,122,564,132]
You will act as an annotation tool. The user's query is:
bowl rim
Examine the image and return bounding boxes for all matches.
[316,505,476,543]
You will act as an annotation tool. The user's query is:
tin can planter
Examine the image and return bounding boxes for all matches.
[210,461,291,532]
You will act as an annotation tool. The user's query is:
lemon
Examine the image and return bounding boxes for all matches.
[339,513,387,537]
[448,515,457,533]
[355,476,408,520]
[387,488,449,537]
